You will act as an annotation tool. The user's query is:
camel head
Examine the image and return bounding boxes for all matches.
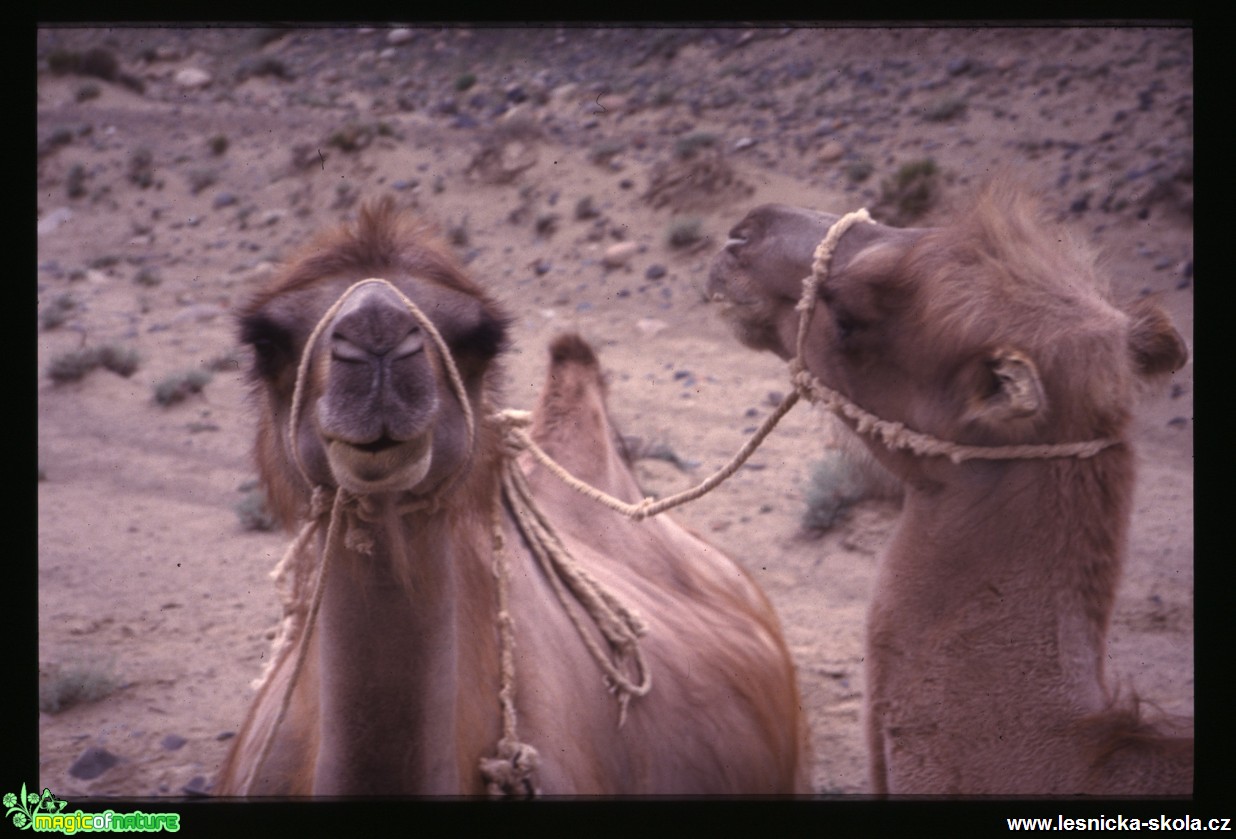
[708,185,1188,484]
[238,199,510,526]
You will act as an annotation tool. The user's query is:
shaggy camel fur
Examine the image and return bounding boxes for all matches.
[215,198,808,796]
[707,182,1192,796]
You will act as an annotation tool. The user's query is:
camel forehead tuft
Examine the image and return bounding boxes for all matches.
[243,198,492,317]
[898,184,1127,357]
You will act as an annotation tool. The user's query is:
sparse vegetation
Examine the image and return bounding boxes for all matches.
[535,213,559,238]
[874,159,942,226]
[589,140,626,167]
[207,134,229,156]
[666,216,704,249]
[153,369,213,406]
[47,47,119,81]
[466,118,541,184]
[674,132,720,160]
[204,350,242,373]
[326,123,376,153]
[66,163,88,198]
[128,147,155,189]
[922,96,968,122]
[39,658,120,713]
[96,344,141,377]
[801,451,875,533]
[844,160,874,183]
[47,349,100,383]
[187,168,218,195]
[651,86,675,107]
[40,293,76,330]
[46,343,141,383]
[448,217,470,247]
[454,72,477,92]
[574,195,600,220]
[134,267,162,287]
[235,486,278,532]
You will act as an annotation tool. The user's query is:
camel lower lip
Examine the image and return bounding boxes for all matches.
[326,433,434,492]
[351,436,403,454]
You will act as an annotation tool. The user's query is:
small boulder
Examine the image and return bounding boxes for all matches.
[68,746,119,780]
[602,241,639,269]
[174,68,212,90]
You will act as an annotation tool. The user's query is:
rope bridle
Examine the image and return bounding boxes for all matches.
[248,212,1119,798]
[785,209,1120,463]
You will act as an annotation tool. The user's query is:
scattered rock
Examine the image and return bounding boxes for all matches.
[636,318,667,337]
[69,746,119,780]
[38,208,73,237]
[183,776,211,796]
[160,734,187,751]
[173,68,212,90]
[602,241,639,268]
[171,304,226,326]
[817,140,846,163]
[387,28,415,46]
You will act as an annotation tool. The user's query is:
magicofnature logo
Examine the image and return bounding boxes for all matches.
[4,784,179,833]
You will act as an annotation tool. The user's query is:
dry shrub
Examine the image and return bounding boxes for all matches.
[643,144,752,212]
[465,117,542,184]
[872,159,943,227]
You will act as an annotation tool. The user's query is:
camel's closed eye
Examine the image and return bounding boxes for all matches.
[240,314,296,380]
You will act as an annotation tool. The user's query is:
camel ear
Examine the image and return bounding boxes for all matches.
[964,347,1046,425]
[1127,298,1188,378]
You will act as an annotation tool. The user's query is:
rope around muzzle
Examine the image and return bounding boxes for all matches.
[258,278,652,800]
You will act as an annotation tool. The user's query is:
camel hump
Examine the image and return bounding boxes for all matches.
[548,332,601,369]
[530,332,640,498]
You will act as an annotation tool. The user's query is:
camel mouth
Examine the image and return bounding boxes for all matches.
[350,435,404,454]
[325,432,434,494]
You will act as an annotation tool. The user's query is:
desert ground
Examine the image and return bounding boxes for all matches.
[35,24,1192,799]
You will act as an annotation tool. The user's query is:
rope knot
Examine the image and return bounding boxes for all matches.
[308,486,333,519]
[343,523,375,556]
[479,737,542,799]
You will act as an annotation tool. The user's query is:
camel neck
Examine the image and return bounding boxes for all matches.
[310,497,497,795]
[886,448,1133,681]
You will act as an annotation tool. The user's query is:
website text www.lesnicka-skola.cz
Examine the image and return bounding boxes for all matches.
[1008,816,1232,832]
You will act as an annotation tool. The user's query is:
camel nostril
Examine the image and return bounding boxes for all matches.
[391,326,425,360]
[330,335,370,363]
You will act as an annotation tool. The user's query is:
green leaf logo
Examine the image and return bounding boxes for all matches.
[4,785,66,830]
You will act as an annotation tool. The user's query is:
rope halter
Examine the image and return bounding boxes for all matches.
[786,209,1121,463]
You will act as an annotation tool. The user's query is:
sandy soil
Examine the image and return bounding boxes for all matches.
[35,25,1193,799]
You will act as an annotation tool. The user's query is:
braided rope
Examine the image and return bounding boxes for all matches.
[499,450,651,724]
[790,209,1120,463]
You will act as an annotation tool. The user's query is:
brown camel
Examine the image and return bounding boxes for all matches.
[215,198,808,796]
[707,181,1192,796]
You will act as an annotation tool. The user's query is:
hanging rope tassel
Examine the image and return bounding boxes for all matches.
[480,485,542,798]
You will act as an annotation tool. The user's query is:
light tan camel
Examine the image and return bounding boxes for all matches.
[707,181,1192,796]
[215,198,808,796]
